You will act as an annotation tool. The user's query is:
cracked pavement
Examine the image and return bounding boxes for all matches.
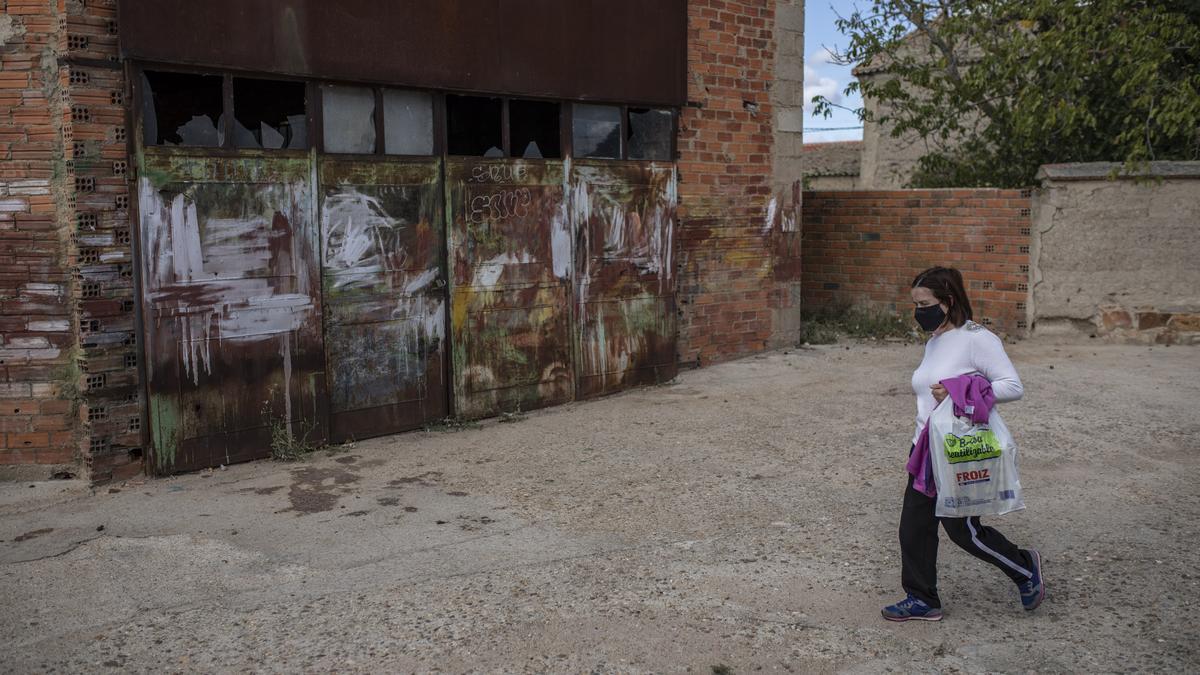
[1,341,1198,673]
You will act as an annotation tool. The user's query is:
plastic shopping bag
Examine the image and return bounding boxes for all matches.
[928,399,1025,518]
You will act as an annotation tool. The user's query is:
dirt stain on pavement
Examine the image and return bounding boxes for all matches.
[235,485,287,496]
[281,466,362,515]
[388,471,443,487]
[13,528,54,542]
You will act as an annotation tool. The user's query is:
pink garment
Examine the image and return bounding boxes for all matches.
[906,374,997,497]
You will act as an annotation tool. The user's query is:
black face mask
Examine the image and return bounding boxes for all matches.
[914,304,947,332]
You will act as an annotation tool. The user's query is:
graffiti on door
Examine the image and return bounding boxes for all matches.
[137,154,326,473]
[319,159,448,440]
[571,161,678,398]
[446,159,575,419]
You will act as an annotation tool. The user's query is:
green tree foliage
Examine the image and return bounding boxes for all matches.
[814,1,1200,188]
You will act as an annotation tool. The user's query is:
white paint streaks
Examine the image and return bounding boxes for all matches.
[138,177,316,385]
[404,268,438,295]
[280,331,293,439]
[0,347,61,362]
[168,194,204,282]
[764,197,778,234]
[472,251,533,289]
[321,187,408,289]
[21,283,62,297]
[27,319,69,332]
[551,158,574,280]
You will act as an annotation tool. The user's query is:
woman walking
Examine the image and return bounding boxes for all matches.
[882,267,1045,622]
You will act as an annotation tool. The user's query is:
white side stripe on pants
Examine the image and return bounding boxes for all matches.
[967,518,1032,578]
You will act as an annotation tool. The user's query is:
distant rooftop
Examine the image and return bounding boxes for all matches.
[802,141,862,177]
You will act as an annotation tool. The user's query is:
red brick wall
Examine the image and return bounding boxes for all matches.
[801,189,1032,336]
[0,0,140,480]
[0,0,77,469]
[677,0,802,367]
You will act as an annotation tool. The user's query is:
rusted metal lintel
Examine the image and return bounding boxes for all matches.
[117,0,687,107]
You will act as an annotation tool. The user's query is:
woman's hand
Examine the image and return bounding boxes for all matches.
[931,383,948,404]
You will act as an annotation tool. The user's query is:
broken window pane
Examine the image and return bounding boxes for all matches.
[572,104,621,159]
[232,78,308,150]
[628,108,673,161]
[383,89,434,156]
[141,71,224,147]
[509,99,560,159]
[321,85,375,154]
[446,95,503,157]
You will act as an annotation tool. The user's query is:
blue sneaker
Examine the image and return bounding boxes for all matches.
[881,594,943,622]
[1018,549,1046,611]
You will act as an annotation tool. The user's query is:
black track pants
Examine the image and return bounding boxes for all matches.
[899,473,1035,608]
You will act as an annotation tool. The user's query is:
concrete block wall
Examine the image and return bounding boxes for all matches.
[801,189,1032,337]
[676,0,803,367]
[65,0,141,482]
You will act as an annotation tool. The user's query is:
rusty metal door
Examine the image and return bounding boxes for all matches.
[571,161,678,398]
[318,158,448,441]
[445,160,574,418]
[136,153,327,473]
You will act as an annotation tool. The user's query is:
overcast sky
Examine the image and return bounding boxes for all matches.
[804,2,864,143]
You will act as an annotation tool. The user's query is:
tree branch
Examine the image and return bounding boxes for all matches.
[901,2,1004,122]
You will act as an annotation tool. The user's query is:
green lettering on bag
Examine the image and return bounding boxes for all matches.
[943,430,1002,464]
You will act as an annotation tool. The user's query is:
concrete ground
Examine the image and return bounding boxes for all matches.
[1,340,1198,673]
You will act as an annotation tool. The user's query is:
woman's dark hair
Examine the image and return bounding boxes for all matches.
[911,266,973,327]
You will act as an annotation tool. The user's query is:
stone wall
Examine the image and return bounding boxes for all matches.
[1031,162,1200,344]
[801,141,861,190]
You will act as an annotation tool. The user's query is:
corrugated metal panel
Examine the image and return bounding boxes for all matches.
[117,0,687,106]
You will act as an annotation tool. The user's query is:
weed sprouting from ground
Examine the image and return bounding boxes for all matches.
[268,417,322,462]
[423,416,482,433]
[498,405,527,424]
[798,305,918,345]
[262,390,323,461]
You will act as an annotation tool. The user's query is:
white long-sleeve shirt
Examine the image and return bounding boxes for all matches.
[911,320,1023,445]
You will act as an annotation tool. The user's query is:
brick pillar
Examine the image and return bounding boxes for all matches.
[767,0,804,347]
[65,0,141,482]
[0,0,78,475]
[676,0,803,366]
[0,0,141,482]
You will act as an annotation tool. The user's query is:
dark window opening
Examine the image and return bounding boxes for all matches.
[446,95,503,157]
[383,89,434,155]
[321,84,375,154]
[572,104,621,159]
[509,100,560,159]
[627,108,673,160]
[141,71,224,147]
[232,78,308,150]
